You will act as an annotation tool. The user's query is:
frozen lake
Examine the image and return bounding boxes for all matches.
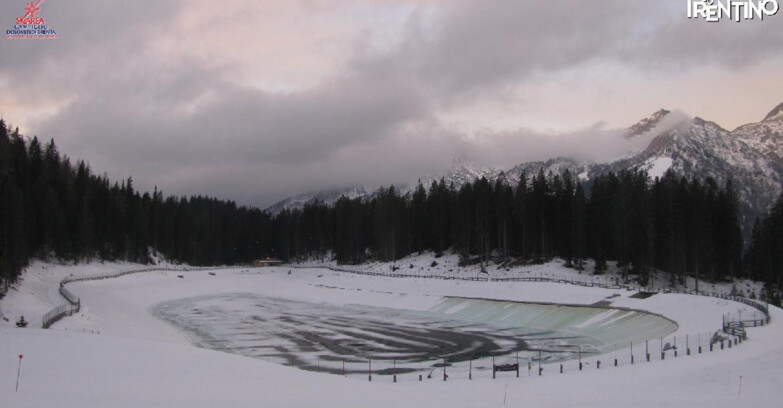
[153,294,677,376]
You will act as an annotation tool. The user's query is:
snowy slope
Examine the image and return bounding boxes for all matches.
[265,185,378,214]
[623,109,671,140]
[591,109,783,230]
[732,102,783,168]
[266,157,505,214]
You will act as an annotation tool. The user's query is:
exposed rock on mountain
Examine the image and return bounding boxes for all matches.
[268,103,783,233]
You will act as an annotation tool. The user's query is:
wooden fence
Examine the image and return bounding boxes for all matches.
[43,262,771,344]
[41,266,222,328]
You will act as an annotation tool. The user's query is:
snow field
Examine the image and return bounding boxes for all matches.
[1,260,780,407]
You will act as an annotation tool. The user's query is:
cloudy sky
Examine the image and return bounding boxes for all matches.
[1,0,782,207]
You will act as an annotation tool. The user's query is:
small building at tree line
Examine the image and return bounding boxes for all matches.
[252,258,282,267]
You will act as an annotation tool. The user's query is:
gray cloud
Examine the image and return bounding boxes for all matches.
[2,0,781,207]
[396,0,783,98]
[408,0,640,95]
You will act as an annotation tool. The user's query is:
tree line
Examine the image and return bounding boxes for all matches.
[276,169,745,290]
[1,121,779,304]
[745,194,783,305]
[0,121,275,291]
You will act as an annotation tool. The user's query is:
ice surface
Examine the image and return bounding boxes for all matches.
[153,294,635,375]
[429,297,676,349]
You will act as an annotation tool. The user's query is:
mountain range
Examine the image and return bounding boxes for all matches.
[267,102,783,232]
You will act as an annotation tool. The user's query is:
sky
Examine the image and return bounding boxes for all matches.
[1,0,782,207]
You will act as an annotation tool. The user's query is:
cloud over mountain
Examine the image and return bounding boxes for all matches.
[1,0,781,206]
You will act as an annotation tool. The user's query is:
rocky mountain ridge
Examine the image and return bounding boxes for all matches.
[267,103,783,231]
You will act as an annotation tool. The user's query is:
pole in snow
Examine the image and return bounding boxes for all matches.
[538,351,542,376]
[443,358,447,381]
[674,336,678,357]
[16,354,23,392]
[614,343,618,366]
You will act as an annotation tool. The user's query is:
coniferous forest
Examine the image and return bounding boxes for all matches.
[1,121,781,303]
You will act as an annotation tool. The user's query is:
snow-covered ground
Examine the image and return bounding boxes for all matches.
[1,257,780,408]
[296,251,767,300]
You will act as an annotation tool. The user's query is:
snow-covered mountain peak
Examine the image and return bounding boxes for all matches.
[266,156,506,214]
[763,102,783,123]
[267,104,783,235]
[624,109,670,139]
[411,156,506,190]
[445,156,502,181]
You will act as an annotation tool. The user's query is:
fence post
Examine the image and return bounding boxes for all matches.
[15,355,23,392]
[538,351,542,376]
[443,358,447,381]
[674,336,678,357]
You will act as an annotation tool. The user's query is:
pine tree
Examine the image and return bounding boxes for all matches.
[571,183,586,270]
[513,172,528,259]
[411,181,429,254]
[473,177,494,265]
[494,176,513,259]
[453,183,474,261]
